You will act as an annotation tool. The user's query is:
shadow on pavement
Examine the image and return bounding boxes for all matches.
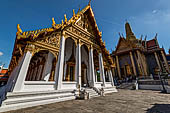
[146,104,170,113]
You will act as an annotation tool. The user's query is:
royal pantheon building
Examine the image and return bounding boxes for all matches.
[0,3,117,112]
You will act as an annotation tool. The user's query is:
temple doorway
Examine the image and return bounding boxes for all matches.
[81,44,89,87]
[81,62,88,87]
[25,50,57,81]
[93,49,100,82]
[63,37,76,82]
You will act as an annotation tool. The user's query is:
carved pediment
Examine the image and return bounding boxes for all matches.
[76,13,95,35]
[35,33,60,48]
[116,40,132,52]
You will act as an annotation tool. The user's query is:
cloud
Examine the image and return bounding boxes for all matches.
[152,10,158,14]
[0,52,3,56]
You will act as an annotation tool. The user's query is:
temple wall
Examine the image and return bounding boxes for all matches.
[146,54,158,75]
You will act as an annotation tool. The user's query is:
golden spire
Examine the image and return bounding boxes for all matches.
[64,14,67,23]
[73,9,75,18]
[125,21,136,40]
[52,17,56,27]
[16,24,22,35]
[88,0,92,6]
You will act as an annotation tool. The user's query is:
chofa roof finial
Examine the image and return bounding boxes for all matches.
[155,33,158,39]
[64,14,67,23]
[88,0,92,6]
[16,24,22,35]
[73,9,76,18]
[52,17,56,28]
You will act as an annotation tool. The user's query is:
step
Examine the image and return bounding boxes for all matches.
[85,88,100,98]
[3,93,74,106]
[103,87,117,94]
[0,90,76,112]
[0,95,75,113]
[6,89,74,99]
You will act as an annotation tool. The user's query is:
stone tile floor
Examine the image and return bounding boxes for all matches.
[4,89,170,113]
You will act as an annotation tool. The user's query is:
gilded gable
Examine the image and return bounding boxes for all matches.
[116,40,132,53]
[76,13,95,35]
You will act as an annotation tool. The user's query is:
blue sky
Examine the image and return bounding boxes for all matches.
[0,0,170,67]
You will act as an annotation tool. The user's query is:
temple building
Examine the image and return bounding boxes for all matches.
[0,65,8,86]
[111,22,170,80]
[0,3,117,112]
[166,49,170,69]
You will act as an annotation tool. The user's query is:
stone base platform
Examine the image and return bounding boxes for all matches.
[0,89,76,113]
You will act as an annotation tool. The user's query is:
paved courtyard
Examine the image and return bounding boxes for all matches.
[4,89,170,113]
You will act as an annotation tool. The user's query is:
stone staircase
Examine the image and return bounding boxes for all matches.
[85,88,100,98]
[116,82,136,90]
[0,89,76,112]
[102,86,117,94]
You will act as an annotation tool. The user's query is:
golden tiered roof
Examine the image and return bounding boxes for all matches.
[16,5,101,40]
[15,4,114,67]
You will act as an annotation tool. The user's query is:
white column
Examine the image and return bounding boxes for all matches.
[161,51,170,73]
[109,69,115,86]
[89,47,95,87]
[63,62,67,81]
[99,53,106,87]
[75,41,81,88]
[55,34,65,90]
[13,51,32,92]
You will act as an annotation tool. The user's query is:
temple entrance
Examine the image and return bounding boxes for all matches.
[25,50,57,81]
[81,62,88,87]
[93,49,100,82]
[63,38,76,82]
[81,44,89,87]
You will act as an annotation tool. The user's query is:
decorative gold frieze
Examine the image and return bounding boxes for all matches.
[37,33,60,48]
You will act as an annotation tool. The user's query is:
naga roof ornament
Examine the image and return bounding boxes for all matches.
[16,24,22,35]
[52,17,56,28]
[64,14,67,23]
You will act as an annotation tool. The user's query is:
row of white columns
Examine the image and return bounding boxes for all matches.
[55,34,114,89]
[10,34,114,92]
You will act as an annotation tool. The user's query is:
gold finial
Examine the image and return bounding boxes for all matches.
[52,17,56,27]
[88,0,92,6]
[73,9,75,18]
[78,5,80,14]
[64,14,67,23]
[62,19,64,25]
[16,24,22,35]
